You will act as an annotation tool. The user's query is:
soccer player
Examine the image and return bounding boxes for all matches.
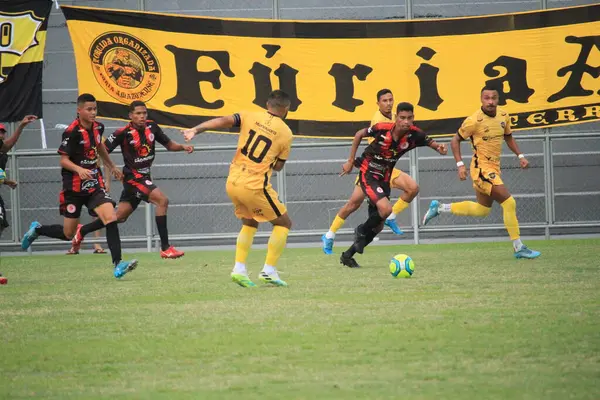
[182,90,293,287]
[339,102,447,268]
[70,100,193,259]
[21,93,138,278]
[322,89,414,255]
[422,85,540,259]
[0,116,38,238]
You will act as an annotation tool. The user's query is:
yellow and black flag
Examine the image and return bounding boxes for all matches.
[62,4,600,138]
[0,0,52,121]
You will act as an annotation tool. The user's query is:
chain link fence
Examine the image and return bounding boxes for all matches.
[1,132,599,251]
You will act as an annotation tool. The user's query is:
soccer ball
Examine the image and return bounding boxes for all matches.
[0,168,5,184]
[389,254,414,278]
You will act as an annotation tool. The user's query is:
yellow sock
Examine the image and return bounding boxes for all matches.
[265,226,290,267]
[500,196,520,240]
[392,198,410,215]
[235,225,257,264]
[450,201,491,217]
[329,215,345,234]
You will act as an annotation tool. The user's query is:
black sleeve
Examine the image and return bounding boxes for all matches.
[154,125,171,146]
[0,139,3,151]
[232,113,241,128]
[366,125,378,138]
[104,128,125,153]
[57,129,77,156]
[415,131,433,147]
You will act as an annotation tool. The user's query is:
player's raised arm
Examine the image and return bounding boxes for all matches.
[0,115,37,152]
[340,128,369,176]
[181,115,237,142]
[156,127,193,153]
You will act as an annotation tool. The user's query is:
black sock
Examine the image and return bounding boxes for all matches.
[36,224,68,241]
[365,230,378,246]
[155,215,170,251]
[81,219,105,237]
[362,214,384,234]
[343,244,357,258]
[105,221,122,265]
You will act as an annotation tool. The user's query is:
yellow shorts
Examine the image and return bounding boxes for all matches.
[354,168,405,189]
[471,164,503,196]
[226,179,286,223]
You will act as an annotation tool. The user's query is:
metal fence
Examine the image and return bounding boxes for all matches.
[1,131,599,251]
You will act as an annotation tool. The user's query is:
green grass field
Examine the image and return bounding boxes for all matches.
[1,239,599,399]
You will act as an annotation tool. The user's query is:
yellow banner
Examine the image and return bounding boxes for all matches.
[62,5,600,137]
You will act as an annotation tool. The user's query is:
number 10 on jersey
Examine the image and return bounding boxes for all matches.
[241,129,272,163]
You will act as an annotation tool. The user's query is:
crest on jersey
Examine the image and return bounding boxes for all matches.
[500,122,506,128]
[137,144,151,157]
[148,133,154,142]
[0,12,44,85]
[90,32,161,103]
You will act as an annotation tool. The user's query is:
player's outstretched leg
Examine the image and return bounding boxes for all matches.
[422,200,492,225]
[231,220,258,287]
[22,219,77,250]
[92,203,138,279]
[323,186,364,254]
[260,214,291,287]
[500,196,541,259]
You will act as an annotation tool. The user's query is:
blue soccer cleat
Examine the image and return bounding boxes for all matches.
[384,218,404,235]
[114,259,138,279]
[514,245,541,259]
[422,200,440,226]
[21,221,41,250]
[321,234,334,255]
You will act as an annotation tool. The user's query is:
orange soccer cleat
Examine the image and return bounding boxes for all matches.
[160,246,184,259]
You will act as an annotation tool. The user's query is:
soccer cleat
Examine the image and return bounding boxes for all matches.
[70,224,84,254]
[21,221,41,250]
[514,245,541,259]
[65,247,79,255]
[321,234,334,255]
[259,272,288,287]
[160,246,185,259]
[231,273,256,287]
[340,252,360,268]
[384,218,404,235]
[353,225,368,254]
[422,200,440,226]
[113,259,138,279]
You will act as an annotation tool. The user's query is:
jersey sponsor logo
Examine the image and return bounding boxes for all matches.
[89,32,161,103]
[0,11,44,85]
[81,179,99,191]
[134,154,155,163]
[66,204,76,214]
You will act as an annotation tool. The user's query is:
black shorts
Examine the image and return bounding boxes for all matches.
[0,194,8,230]
[357,170,391,206]
[119,176,157,211]
[59,189,114,219]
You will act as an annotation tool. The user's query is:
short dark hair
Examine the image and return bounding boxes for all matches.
[129,100,146,112]
[377,88,392,101]
[481,84,500,94]
[77,93,96,106]
[396,102,414,114]
[267,90,291,109]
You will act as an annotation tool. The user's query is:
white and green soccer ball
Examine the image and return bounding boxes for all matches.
[0,168,5,185]
[389,254,414,278]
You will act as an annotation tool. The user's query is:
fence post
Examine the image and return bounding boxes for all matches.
[543,128,552,239]
[272,0,279,19]
[410,149,420,244]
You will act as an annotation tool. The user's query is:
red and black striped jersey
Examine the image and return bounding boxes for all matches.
[57,119,105,193]
[105,120,170,177]
[356,123,431,179]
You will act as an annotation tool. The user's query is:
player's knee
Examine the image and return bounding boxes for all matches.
[104,213,118,225]
[117,215,128,223]
[283,217,292,229]
[405,184,420,200]
[157,195,169,208]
